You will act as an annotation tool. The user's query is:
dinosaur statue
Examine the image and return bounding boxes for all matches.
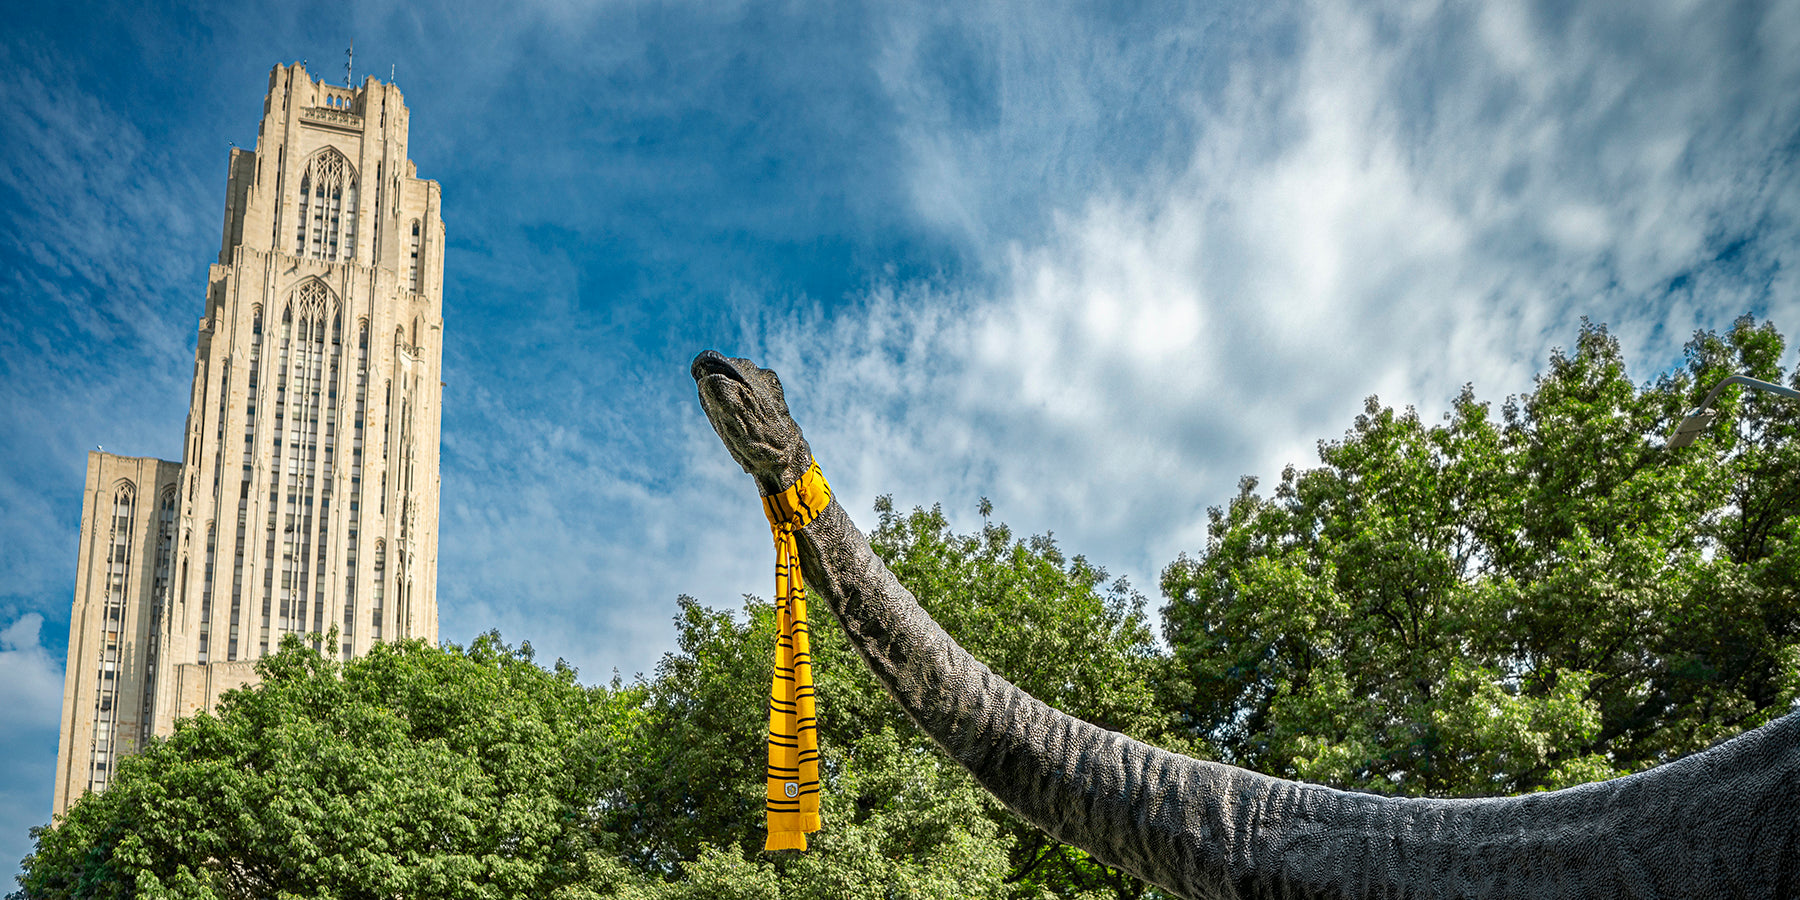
[692,349,1800,900]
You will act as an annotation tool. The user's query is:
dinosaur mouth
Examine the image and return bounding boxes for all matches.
[691,350,747,388]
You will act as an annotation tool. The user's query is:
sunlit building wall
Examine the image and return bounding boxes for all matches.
[54,63,446,817]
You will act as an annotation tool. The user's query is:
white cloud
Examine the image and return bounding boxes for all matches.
[0,613,64,734]
[709,0,1800,614]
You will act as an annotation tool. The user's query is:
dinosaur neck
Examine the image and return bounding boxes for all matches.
[752,443,814,498]
[791,496,1800,900]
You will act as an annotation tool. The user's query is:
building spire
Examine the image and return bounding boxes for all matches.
[346,39,354,87]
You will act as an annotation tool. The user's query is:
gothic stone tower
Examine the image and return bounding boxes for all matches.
[53,63,446,816]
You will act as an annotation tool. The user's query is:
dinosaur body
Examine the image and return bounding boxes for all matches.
[693,350,1800,900]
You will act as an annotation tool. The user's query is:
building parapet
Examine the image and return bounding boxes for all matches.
[301,106,363,130]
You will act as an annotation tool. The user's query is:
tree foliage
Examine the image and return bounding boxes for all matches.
[603,499,1174,900]
[20,318,1800,898]
[19,634,641,900]
[1161,318,1800,797]
[863,500,1178,900]
[19,507,1162,899]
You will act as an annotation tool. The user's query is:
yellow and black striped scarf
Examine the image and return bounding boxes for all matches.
[761,461,830,850]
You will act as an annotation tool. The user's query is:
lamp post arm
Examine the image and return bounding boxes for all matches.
[1668,373,1800,449]
[1695,373,1800,410]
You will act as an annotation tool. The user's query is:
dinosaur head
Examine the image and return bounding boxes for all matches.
[692,350,813,495]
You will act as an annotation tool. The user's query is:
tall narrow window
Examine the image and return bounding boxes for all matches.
[90,484,135,794]
[292,149,358,261]
[372,161,384,258]
[270,280,331,653]
[396,558,408,640]
[317,313,341,649]
[344,322,367,659]
[408,220,421,290]
[271,146,285,248]
[244,311,261,475]
[212,358,231,494]
[252,303,294,659]
[295,170,311,254]
[226,311,260,662]
[141,488,177,744]
[199,522,216,663]
[371,540,385,641]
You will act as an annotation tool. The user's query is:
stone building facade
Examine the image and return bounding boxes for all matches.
[53,63,446,817]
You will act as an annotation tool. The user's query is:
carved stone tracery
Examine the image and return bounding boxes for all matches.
[293,149,358,262]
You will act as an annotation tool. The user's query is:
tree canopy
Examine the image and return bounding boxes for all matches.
[20,506,1163,900]
[19,317,1800,899]
[1161,317,1800,797]
[19,633,641,899]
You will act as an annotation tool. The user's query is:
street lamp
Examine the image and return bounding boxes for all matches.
[1667,373,1800,448]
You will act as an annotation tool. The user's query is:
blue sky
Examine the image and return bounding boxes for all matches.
[4,0,1799,879]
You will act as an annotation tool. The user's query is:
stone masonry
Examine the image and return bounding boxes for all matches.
[53,62,446,817]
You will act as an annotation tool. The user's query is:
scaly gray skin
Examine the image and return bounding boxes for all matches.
[693,349,1800,900]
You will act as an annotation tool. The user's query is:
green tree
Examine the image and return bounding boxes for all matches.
[1160,318,1800,798]
[37,318,1784,899]
[865,500,1181,900]
[20,633,643,900]
[1656,318,1800,750]
[609,500,1175,900]
[600,595,1015,900]
[20,498,1154,900]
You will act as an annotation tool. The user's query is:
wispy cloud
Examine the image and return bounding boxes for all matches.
[0,44,216,870]
[431,0,1800,682]
[715,0,1800,607]
[0,46,207,608]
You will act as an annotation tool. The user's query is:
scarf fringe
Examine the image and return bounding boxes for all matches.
[765,830,809,851]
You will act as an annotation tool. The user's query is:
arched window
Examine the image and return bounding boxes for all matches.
[293,148,358,262]
[294,276,331,316]
[264,280,335,655]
